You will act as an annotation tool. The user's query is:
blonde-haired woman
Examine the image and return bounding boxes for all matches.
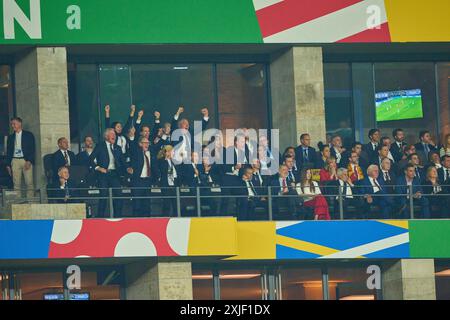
[157,145,179,216]
[440,134,450,157]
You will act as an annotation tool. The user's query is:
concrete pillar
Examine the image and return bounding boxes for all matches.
[125,260,193,300]
[382,259,436,300]
[14,47,70,190]
[270,47,326,150]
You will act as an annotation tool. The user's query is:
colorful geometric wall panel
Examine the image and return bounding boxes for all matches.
[409,220,450,258]
[227,221,276,260]
[275,220,410,259]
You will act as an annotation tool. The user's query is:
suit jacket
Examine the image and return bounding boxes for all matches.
[378,170,397,194]
[198,164,222,186]
[395,175,423,196]
[415,142,438,164]
[438,167,450,185]
[129,148,158,183]
[359,177,387,196]
[390,141,407,163]
[76,150,94,170]
[6,130,36,166]
[89,141,126,175]
[52,150,77,177]
[270,174,296,195]
[178,163,202,187]
[363,142,379,162]
[295,146,318,169]
[47,179,78,203]
[157,158,180,188]
[224,146,252,176]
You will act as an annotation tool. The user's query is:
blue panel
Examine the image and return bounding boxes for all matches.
[276,244,320,259]
[0,221,53,259]
[363,242,410,259]
[276,221,408,251]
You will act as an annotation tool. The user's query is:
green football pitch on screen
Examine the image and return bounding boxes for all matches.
[376,96,423,122]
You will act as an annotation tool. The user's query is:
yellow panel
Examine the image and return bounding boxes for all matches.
[187,218,238,256]
[276,235,339,256]
[376,220,409,230]
[385,0,450,42]
[227,221,276,260]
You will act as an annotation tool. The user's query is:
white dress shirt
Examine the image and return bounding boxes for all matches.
[338,179,353,198]
[105,142,116,170]
[368,177,381,193]
[140,150,151,178]
[14,131,24,158]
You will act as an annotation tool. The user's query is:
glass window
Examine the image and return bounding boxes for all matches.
[351,63,376,143]
[130,64,215,128]
[437,63,450,148]
[323,63,354,148]
[279,267,323,300]
[192,270,214,300]
[0,65,13,155]
[219,269,263,300]
[99,65,132,132]
[217,64,268,145]
[328,265,379,300]
[69,64,100,151]
[374,62,438,145]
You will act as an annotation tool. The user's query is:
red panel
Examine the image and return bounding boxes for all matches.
[337,22,391,43]
[48,218,178,258]
[256,0,362,38]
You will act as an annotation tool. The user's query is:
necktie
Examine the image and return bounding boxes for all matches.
[289,171,294,182]
[64,181,70,197]
[385,172,390,182]
[343,182,348,197]
[445,169,449,181]
[249,180,257,196]
[64,151,69,165]
[144,152,151,177]
[416,168,420,178]
[374,179,382,191]
[303,149,308,161]
[282,178,288,193]
[424,144,430,154]
[110,144,115,167]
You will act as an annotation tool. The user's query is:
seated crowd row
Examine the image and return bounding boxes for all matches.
[5,105,450,220]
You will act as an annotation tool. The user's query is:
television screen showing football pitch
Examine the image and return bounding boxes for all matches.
[375,89,423,122]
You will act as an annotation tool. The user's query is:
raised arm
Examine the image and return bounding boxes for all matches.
[123,105,136,134]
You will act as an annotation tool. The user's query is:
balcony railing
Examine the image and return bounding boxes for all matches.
[1,185,449,220]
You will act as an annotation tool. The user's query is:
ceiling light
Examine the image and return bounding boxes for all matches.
[192,273,261,280]
[173,66,189,70]
[340,295,375,300]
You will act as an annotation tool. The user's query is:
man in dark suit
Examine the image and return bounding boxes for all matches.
[390,128,407,163]
[438,155,450,184]
[52,137,77,183]
[284,155,300,185]
[328,168,363,219]
[407,153,425,183]
[237,167,259,221]
[89,128,127,218]
[170,106,209,164]
[415,130,438,165]
[330,135,346,168]
[295,133,318,170]
[270,165,300,219]
[127,137,157,217]
[371,145,397,175]
[363,129,381,163]
[178,151,202,187]
[6,117,35,198]
[76,135,96,187]
[47,166,78,204]
[396,164,430,219]
[378,157,397,195]
[360,165,393,219]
